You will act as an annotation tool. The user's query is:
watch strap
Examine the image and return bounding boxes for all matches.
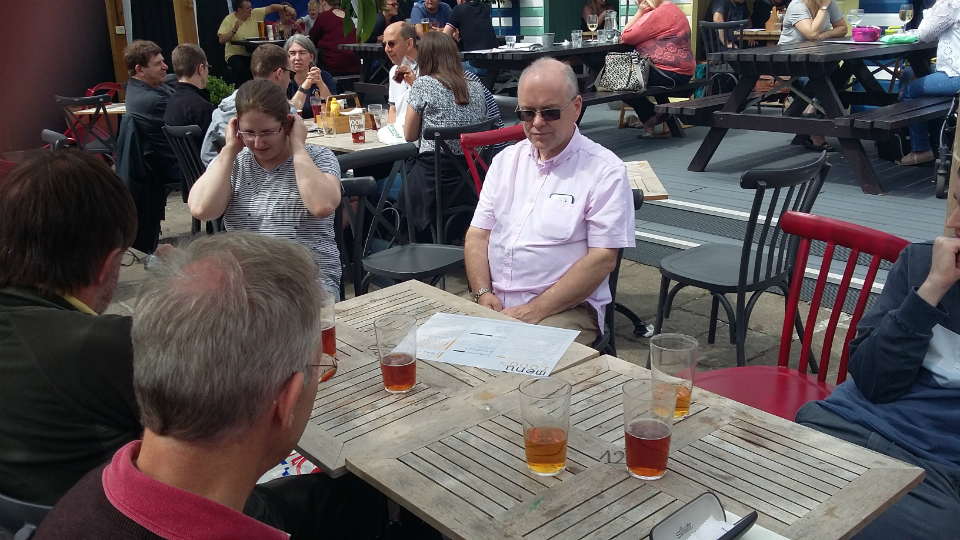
[473,287,492,302]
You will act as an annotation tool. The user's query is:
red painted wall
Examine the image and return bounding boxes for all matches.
[0,0,115,153]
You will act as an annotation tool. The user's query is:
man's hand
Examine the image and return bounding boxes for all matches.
[918,236,960,306]
[233,19,244,31]
[478,293,503,312]
[502,303,546,325]
[224,117,245,155]
[396,65,416,86]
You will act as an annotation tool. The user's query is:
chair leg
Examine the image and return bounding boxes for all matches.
[615,303,652,337]
[663,282,687,319]
[735,294,749,368]
[360,272,375,295]
[708,295,720,344]
[191,217,200,235]
[712,293,737,344]
[654,276,670,334]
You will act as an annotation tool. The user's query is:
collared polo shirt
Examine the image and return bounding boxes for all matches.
[470,128,636,329]
[219,7,267,60]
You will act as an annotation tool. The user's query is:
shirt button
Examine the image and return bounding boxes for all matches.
[527,198,534,203]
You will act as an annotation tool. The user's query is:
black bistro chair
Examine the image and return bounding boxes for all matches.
[698,20,747,95]
[654,153,830,367]
[0,491,51,540]
[592,188,645,356]
[163,125,223,235]
[55,94,118,163]
[335,176,379,300]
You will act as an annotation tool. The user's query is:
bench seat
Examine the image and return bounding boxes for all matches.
[835,96,954,139]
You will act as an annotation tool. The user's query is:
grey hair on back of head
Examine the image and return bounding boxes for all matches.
[132,232,324,444]
[519,57,579,102]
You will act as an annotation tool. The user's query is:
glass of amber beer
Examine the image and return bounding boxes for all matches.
[374,315,417,393]
[622,380,677,480]
[649,333,698,419]
[317,289,337,382]
[519,377,571,476]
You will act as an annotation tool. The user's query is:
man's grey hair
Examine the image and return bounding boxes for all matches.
[519,57,579,102]
[284,34,317,61]
[132,232,324,444]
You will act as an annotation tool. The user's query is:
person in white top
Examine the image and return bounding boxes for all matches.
[383,22,420,128]
[897,0,960,166]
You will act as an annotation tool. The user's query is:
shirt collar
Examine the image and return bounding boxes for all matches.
[61,293,97,315]
[528,126,582,175]
[102,441,289,540]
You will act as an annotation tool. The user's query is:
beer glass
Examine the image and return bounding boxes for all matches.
[519,377,571,476]
[375,315,417,393]
[649,333,698,419]
[623,380,677,480]
[348,112,366,144]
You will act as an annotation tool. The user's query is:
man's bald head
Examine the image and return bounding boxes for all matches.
[519,58,579,103]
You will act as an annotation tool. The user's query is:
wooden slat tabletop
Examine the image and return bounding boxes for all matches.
[295,281,599,476]
[74,102,126,116]
[347,355,924,540]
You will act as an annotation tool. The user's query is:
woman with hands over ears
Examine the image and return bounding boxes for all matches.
[188,79,344,298]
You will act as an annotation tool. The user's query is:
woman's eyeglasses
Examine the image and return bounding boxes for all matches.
[515,96,578,122]
[236,126,285,141]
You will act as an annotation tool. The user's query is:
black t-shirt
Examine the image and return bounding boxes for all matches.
[447,0,498,51]
[707,0,750,22]
[750,0,772,28]
[163,82,215,133]
[366,12,403,43]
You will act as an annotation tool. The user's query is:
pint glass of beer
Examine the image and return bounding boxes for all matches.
[374,315,417,393]
[257,21,266,39]
[622,380,677,480]
[316,289,338,382]
[649,333,698,419]
[420,18,431,34]
[519,377,571,476]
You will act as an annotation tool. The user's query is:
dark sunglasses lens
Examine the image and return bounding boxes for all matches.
[516,110,536,122]
[540,108,562,121]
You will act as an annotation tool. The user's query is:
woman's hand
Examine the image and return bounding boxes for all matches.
[224,117,245,156]
[288,114,308,149]
[305,67,323,88]
[818,0,831,8]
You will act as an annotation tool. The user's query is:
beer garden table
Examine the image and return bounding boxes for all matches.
[347,354,925,540]
[665,39,937,195]
[294,281,600,476]
[231,38,286,53]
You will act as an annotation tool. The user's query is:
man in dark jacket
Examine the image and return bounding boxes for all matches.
[0,151,140,506]
[164,43,215,133]
[124,40,177,164]
[796,179,960,539]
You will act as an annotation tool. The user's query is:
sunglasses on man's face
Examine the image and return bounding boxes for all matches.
[515,96,577,122]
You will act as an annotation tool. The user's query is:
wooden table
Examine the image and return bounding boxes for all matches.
[676,40,936,195]
[742,29,782,42]
[231,38,286,53]
[295,281,599,476]
[461,41,633,91]
[348,355,924,540]
[627,160,669,201]
[305,125,393,153]
[74,102,126,116]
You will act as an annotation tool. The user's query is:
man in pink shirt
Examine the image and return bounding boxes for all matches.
[36,233,386,539]
[465,58,636,345]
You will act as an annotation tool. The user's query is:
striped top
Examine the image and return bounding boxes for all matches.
[222,145,342,292]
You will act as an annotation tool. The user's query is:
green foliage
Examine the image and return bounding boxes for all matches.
[207,76,235,107]
[342,0,379,44]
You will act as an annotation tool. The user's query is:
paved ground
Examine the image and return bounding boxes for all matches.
[109,194,848,381]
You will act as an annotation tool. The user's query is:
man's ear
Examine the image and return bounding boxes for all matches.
[275,371,305,430]
[94,247,123,286]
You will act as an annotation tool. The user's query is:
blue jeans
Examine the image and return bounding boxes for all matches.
[462,61,486,77]
[900,70,960,152]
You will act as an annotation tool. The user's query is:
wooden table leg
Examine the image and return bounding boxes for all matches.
[839,137,886,194]
[655,94,685,138]
[687,75,758,171]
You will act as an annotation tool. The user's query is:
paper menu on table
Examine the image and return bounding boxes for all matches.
[415,313,579,376]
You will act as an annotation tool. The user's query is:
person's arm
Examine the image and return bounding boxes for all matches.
[793,0,832,40]
[190,117,242,220]
[200,107,226,167]
[847,240,960,403]
[621,0,664,45]
[918,0,954,42]
[388,104,397,124]
[622,0,651,33]
[288,116,342,218]
[501,248,619,324]
[817,7,847,40]
[265,3,295,16]
[218,17,244,44]
[403,105,421,142]
[465,226,503,311]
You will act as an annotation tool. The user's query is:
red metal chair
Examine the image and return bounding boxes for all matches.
[460,124,524,193]
[86,82,122,101]
[695,211,910,420]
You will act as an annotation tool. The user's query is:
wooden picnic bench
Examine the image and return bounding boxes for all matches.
[834,96,954,140]
[580,79,711,137]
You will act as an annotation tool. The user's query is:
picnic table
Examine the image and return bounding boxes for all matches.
[742,28,782,42]
[304,118,399,153]
[347,353,925,540]
[294,280,600,476]
[657,39,938,194]
[231,38,286,53]
[74,102,126,115]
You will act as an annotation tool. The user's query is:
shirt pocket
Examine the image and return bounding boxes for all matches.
[533,197,583,243]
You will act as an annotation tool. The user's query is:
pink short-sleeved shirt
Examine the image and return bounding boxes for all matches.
[470,128,636,329]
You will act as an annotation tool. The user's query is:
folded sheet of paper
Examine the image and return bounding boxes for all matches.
[415,313,578,376]
[496,42,541,51]
[723,513,789,540]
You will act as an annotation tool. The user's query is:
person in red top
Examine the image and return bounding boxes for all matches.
[309,0,361,75]
[619,0,695,138]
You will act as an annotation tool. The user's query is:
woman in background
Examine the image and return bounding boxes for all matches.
[284,34,338,120]
[309,0,362,75]
[619,0,694,138]
[582,0,618,31]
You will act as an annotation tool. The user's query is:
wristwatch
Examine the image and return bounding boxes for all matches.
[473,287,492,302]
[298,84,310,94]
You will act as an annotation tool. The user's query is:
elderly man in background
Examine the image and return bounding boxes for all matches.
[218,0,298,85]
[465,58,635,345]
[0,151,140,506]
[201,44,297,166]
[35,233,387,539]
[164,43,215,133]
